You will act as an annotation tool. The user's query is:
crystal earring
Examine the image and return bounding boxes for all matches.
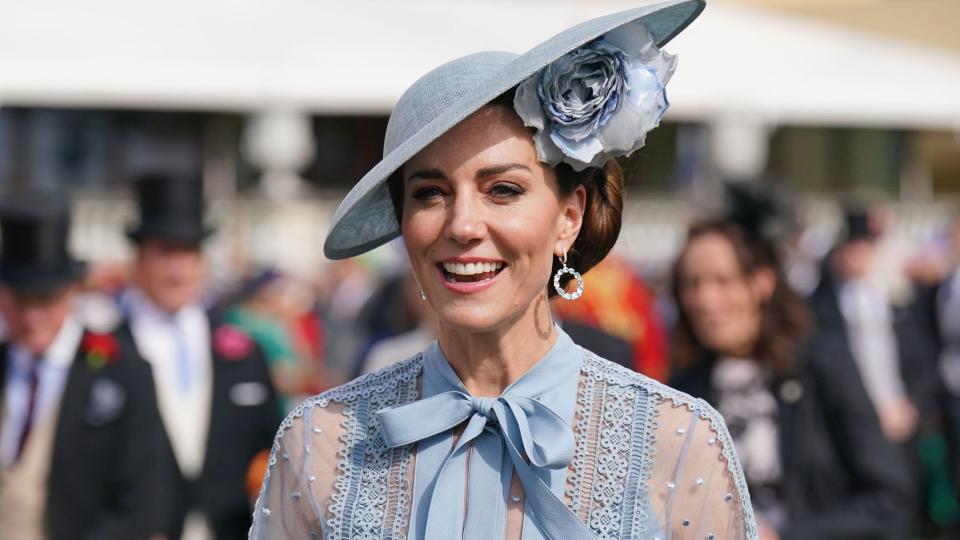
[553,251,584,300]
[417,286,427,301]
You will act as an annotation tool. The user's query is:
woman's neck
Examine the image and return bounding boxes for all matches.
[436,293,556,397]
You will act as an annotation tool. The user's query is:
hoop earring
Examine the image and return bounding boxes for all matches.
[553,252,584,301]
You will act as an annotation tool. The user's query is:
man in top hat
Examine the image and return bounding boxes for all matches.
[810,206,937,443]
[0,188,164,540]
[809,204,938,530]
[911,216,960,515]
[120,173,279,540]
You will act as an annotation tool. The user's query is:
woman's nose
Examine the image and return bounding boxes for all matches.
[687,282,720,312]
[445,192,486,245]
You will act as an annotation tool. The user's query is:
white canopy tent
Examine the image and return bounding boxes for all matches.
[2,0,956,277]
[1,0,958,128]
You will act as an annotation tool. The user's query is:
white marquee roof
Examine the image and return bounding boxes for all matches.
[1,0,958,128]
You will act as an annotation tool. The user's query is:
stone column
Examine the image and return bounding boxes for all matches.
[243,109,315,200]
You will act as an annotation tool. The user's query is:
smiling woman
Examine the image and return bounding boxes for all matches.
[390,92,625,303]
[251,2,758,539]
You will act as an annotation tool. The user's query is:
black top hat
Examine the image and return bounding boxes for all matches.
[0,188,86,293]
[127,173,214,245]
[722,181,797,247]
[840,205,879,244]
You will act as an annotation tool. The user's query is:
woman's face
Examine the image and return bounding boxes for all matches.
[401,105,584,334]
[677,232,772,358]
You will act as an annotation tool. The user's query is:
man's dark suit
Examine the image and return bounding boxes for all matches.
[0,328,164,540]
[809,271,940,420]
[119,313,279,540]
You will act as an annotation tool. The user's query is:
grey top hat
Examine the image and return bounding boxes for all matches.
[323,0,705,260]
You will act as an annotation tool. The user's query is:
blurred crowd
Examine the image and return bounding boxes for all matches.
[2,172,960,539]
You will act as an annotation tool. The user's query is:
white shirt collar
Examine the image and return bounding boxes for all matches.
[123,287,205,327]
[10,317,84,371]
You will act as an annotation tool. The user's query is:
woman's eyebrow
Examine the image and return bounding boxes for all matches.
[406,168,447,182]
[477,164,531,178]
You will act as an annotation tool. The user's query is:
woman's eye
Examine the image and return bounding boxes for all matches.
[411,186,443,200]
[489,183,524,199]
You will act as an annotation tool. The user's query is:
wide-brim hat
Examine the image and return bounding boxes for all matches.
[323,0,705,260]
[0,188,86,294]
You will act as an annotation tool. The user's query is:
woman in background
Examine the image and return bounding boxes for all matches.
[670,200,914,539]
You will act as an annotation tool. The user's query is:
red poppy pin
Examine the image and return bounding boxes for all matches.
[213,325,253,361]
[82,332,120,370]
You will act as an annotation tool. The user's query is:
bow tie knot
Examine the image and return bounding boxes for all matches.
[470,396,498,421]
[378,391,574,466]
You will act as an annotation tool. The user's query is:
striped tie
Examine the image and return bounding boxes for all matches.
[15,358,42,462]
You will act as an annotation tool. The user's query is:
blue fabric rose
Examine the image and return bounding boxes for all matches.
[514,21,677,171]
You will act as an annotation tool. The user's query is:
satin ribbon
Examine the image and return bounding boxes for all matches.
[377,333,597,539]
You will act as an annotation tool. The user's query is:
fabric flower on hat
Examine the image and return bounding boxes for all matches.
[514,21,676,171]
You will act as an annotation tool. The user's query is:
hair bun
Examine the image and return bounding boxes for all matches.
[551,160,624,296]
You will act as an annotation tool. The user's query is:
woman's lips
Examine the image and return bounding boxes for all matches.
[435,261,506,293]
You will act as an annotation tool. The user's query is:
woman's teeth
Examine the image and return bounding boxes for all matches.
[440,261,504,283]
[442,262,502,275]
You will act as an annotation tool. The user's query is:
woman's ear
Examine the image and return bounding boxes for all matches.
[556,184,587,254]
[750,266,776,304]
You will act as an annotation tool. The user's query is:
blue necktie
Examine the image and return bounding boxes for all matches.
[377,334,597,540]
[173,320,192,393]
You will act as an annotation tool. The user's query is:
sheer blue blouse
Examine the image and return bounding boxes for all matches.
[250,328,757,539]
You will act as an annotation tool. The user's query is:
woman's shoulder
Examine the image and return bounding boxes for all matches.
[582,350,718,415]
[327,352,424,400]
[275,352,425,437]
[582,353,759,537]
[583,351,738,456]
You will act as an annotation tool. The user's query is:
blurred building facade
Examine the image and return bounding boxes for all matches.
[0,0,958,288]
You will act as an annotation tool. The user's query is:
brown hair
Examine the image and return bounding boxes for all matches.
[549,161,623,297]
[670,220,811,376]
[387,92,624,298]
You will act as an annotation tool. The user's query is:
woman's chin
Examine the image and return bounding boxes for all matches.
[435,305,509,335]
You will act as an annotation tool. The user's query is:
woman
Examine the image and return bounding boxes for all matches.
[670,211,914,539]
[251,2,757,538]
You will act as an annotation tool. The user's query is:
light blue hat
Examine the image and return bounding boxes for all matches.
[324,0,705,260]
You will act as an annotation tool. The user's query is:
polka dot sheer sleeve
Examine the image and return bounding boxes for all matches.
[646,397,756,540]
